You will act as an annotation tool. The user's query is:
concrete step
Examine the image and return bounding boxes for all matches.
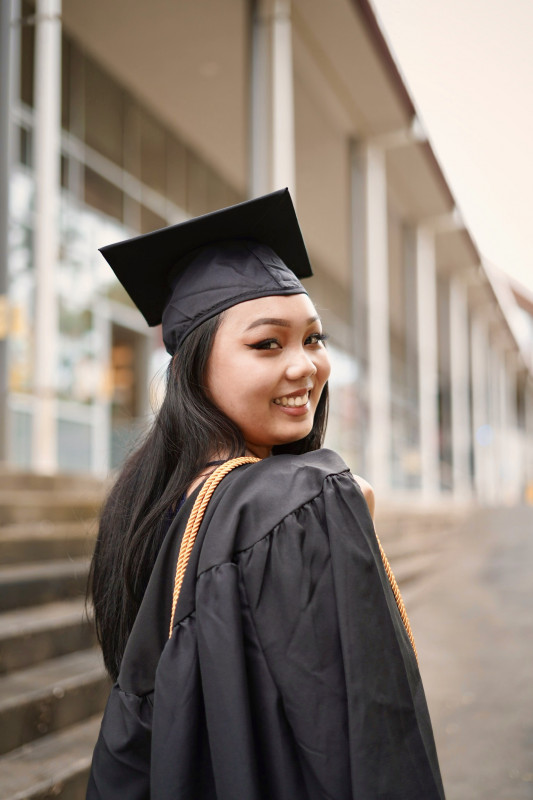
[375,519,455,602]
[0,491,103,525]
[375,506,468,543]
[0,469,106,493]
[0,521,96,565]
[388,551,443,591]
[0,649,109,755]
[0,600,96,675]
[379,525,450,563]
[0,715,101,800]
[0,560,89,613]
[376,517,458,542]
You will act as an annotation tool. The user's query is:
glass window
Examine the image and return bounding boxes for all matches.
[57,304,94,403]
[167,137,187,209]
[187,153,209,217]
[60,154,69,190]
[58,419,92,472]
[18,127,32,168]
[84,167,123,222]
[140,206,166,234]
[110,326,149,468]
[140,111,166,195]
[67,41,85,141]
[84,57,124,167]
[10,410,32,469]
[8,190,35,396]
[123,196,141,233]
[123,99,141,180]
[206,169,233,214]
[20,0,35,107]
[61,37,71,131]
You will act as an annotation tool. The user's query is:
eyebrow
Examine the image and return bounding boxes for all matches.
[244,315,320,332]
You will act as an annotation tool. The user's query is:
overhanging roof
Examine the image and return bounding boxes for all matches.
[62,0,249,194]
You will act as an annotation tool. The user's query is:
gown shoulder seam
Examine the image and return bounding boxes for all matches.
[196,470,349,579]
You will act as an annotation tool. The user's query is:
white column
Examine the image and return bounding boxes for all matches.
[415,227,440,498]
[490,346,504,503]
[91,306,111,476]
[351,142,390,493]
[470,315,490,503]
[502,354,520,503]
[449,276,472,499]
[32,0,62,473]
[250,0,295,199]
[271,0,295,195]
[525,377,533,501]
[0,0,15,464]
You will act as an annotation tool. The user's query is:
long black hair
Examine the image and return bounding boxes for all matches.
[89,312,329,680]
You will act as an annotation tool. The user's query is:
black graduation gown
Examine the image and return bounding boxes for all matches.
[87,449,445,799]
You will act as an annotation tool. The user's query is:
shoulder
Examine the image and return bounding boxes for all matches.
[219,448,352,520]
[351,474,375,519]
[196,449,362,573]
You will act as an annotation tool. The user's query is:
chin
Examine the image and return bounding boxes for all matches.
[274,428,313,447]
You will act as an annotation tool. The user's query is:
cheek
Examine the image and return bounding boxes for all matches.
[206,352,267,416]
[317,350,331,385]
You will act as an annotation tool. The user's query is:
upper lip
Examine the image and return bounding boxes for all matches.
[273,387,313,400]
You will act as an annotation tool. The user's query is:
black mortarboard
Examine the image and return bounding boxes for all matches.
[99,188,312,354]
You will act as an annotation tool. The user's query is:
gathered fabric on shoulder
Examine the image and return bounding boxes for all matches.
[87,449,445,800]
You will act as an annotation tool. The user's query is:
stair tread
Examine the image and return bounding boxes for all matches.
[0,559,89,583]
[0,714,101,798]
[0,599,90,640]
[391,550,441,576]
[381,534,449,561]
[0,489,103,505]
[0,649,104,709]
[0,520,96,540]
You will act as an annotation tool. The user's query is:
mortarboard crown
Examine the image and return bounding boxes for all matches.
[99,188,312,354]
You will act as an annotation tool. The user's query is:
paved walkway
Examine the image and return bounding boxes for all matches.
[403,505,533,800]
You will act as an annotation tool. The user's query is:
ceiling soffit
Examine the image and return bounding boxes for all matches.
[293,0,413,137]
[62,0,248,194]
[436,228,480,274]
[386,141,455,222]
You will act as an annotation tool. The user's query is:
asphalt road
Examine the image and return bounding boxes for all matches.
[403,505,533,800]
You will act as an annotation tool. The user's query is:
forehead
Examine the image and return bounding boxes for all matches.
[220,293,319,331]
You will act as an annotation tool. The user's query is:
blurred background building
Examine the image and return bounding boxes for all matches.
[2,0,533,503]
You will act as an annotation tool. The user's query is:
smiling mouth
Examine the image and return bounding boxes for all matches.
[273,390,310,408]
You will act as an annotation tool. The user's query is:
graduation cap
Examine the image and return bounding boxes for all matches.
[99,188,312,355]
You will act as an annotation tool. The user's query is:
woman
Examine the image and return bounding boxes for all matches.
[87,189,444,799]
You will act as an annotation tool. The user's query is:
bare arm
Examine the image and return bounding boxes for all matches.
[352,474,375,520]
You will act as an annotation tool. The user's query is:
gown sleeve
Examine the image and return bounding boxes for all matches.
[234,471,445,799]
[86,685,152,800]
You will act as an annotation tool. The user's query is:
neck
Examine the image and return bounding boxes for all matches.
[207,446,270,462]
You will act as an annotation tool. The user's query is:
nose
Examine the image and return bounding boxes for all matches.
[285,347,318,382]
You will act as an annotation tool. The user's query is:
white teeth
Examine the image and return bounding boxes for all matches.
[274,392,309,407]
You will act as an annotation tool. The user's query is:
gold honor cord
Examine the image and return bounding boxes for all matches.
[168,458,419,663]
[375,531,419,664]
[169,457,260,638]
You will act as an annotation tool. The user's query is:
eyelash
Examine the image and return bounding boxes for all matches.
[247,332,329,350]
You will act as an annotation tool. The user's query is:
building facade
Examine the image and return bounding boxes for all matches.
[2,0,532,504]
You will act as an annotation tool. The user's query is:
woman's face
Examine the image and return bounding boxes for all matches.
[205,293,331,459]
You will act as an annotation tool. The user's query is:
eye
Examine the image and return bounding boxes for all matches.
[246,338,282,350]
[305,332,329,346]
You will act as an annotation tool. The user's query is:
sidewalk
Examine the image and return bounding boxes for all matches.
[403,505,533,800]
